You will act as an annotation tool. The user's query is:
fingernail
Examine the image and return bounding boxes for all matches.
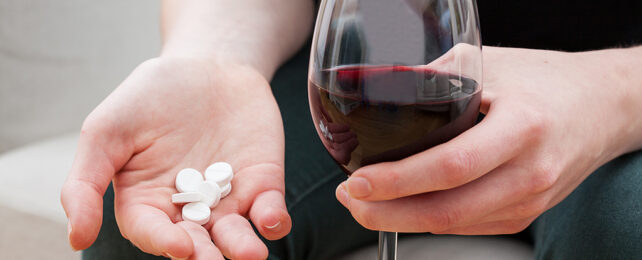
[67,221,78,251]
[265,221,281,230]
[346,177,372,198]
[336,183,350,208]
[67,221,72,236]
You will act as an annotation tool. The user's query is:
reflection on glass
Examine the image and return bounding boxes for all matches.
[308,1,482,259]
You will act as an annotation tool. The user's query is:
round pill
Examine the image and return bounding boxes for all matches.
[205,162,234,186]
[175,168,204,193]
[220,183,232,198]
[171,192,202,204]
[182,202,211,225]
[196,181,222,208]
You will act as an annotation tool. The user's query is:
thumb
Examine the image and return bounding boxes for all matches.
[60,121,132,250]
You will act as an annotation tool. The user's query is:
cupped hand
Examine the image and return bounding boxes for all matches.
[336,46,633,234]
[61,57,291,259]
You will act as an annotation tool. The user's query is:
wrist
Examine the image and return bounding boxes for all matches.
[158,49,278,82]
[152,55,271,83]
[581,47,642,157]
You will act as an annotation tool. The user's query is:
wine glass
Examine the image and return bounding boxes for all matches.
[308,0,482,259]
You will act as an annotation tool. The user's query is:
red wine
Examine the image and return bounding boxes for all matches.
[309,65,481,174]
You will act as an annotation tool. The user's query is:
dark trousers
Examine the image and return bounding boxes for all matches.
[83,49,642,260]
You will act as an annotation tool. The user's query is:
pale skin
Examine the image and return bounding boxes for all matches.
[338,46,642,234]
[60,1,642,259]
[61,0,314,259]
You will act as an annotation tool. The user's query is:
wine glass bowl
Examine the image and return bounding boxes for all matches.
[308,0,482,259]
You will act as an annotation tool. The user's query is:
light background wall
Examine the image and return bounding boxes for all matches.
[0,1,160,258]
[0,0,161,153]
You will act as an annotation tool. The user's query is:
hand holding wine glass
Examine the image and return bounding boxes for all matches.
[335,46,642,235]
[309,0,482,258]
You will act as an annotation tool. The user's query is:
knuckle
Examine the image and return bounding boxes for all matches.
[521,110,549,140]
[528,162,560,194]
[81,113,112,139]
[353,205,380,231]
[513,198,549,219]
[439,149,478,188]
[81,111,124,145]
[427,206,460,232]
[80,113,102,133]
[452,43,466,53]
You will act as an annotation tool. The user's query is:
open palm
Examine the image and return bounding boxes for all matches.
[61,58,291,260]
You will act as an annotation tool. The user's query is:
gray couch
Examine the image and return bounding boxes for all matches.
[0,0,533,259]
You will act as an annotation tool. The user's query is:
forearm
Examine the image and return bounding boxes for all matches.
[160,0,315,79]
[582,46,642,156]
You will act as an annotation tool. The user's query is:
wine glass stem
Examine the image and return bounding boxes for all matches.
[378,231,398,260]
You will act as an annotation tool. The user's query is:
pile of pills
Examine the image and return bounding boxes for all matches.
[172,162,234,225]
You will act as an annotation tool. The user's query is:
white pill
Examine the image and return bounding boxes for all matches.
[196,181,221,208]
[175,168,204,192]
[220,183,232,198]
[171,192,202,204]
[205,162,234,186]
[182,202,211,225]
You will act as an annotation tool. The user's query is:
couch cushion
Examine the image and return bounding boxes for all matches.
[0,133,80,259]
[0,205,80,260]
[0,133,78,223]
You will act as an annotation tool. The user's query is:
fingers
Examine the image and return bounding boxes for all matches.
[336,154,558,233]
[346,101,544,201]
[475,195,554,225]
[177,221,224,260]
[249,190,292,240]
[424,43,492,114]
[208,163,287,258]
[117,204,193,258]
[337,162,533,232]
[433,217,536,235]
[60,126,132,250]
[211,214,269,260]
[211,162,285,215]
